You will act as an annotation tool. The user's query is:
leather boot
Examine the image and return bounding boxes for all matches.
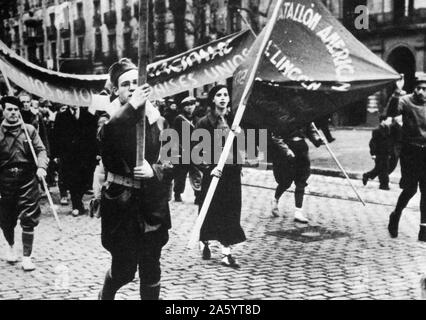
[140,284,160,300]
[98,271,118,300]
[418,225,426,242]
[388,211,401,238]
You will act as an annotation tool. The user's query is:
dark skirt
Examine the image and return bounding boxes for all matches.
[198,165,246,246]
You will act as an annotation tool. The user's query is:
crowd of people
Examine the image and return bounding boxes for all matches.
[1,56,425,300]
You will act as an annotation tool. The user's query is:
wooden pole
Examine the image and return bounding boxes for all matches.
[187,0,284,248]
[136,0,149,165]
[312,123,366,206]
[0,62,62,231]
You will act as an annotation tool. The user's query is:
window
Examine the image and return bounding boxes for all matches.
[51,41,57,67]
[37,44,44,62]
[94,0,101,15]
[108,34,116,54]
[77,36,84,57]
[49,13,55,26]
[95,32,102,52]
[63,38,70,57]
[123,31,131,55]
[77,2,83,18]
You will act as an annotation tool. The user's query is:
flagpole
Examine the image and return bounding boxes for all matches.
[187,0,284,248]
[0,62,63,231]
[239,14,366,207]
[312,123,366,206]
[136,0,149,165]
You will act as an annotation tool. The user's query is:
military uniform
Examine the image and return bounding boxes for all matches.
[99,101,173,300]
[0,119,48,260]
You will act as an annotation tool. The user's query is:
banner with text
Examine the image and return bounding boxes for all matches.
[0,29,254,107]
[232,0,400,136]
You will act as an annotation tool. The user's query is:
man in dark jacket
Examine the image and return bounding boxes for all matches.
[173,96,202,203]
[52,105,98,216]
[362,115,394,190]
[98,58,173,300]
[386,74,426,241]
[0,96,48,271]
[269,123,324,223]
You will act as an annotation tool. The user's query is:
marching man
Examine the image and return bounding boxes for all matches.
[98,58,173,300]
[0,96,48,271]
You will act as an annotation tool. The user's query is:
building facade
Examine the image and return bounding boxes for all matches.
[2,0,426,125]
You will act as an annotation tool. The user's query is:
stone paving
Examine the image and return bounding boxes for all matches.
[0,167,425,300]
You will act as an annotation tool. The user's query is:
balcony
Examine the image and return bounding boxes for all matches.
[46,25,57,41]
[24,17,42,28]
[93,13,102,27]
[73,17,86,35]
[60,24,70,38]
[121,6,132,22]
[104,10,117,29]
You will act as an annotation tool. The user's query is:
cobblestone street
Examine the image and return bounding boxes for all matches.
[0,167,425,300]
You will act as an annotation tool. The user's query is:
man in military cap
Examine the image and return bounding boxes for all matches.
[98,58,173,300]
[0,96,48,271]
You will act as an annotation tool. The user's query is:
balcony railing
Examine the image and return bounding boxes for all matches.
[368,10,426,28]
[23,31,43,46]
[73,17,86,35]
[93,13,102,28]
[104,10,117,29]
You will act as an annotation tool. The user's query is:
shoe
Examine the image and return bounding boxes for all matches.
[294,209,309,223]
[271,199,279,217]
[202,243,211,260]
[221,255,240,269]
[72,209,80,217]
[388,211,400,238]
[379,185,390,190]
[327,137,336,143]
[60,197,69,205]
[5,246,18,264]
[21,256,36,271]
[174,193,182,202]
[362,174,368,186]
[419,226,426,242]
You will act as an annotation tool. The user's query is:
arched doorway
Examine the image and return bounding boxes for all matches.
[387,46,416,93]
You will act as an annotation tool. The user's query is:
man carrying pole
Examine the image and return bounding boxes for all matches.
[97,58,173,299]
[0,96,49,271]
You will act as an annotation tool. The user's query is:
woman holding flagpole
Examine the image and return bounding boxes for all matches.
[195,85,246,269]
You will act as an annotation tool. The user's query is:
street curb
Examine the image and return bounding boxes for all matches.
[243,163,400,184]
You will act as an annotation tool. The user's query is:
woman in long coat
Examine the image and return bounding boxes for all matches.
[195,85,246,268]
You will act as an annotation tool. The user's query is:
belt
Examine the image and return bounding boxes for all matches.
[106,172,142,189]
